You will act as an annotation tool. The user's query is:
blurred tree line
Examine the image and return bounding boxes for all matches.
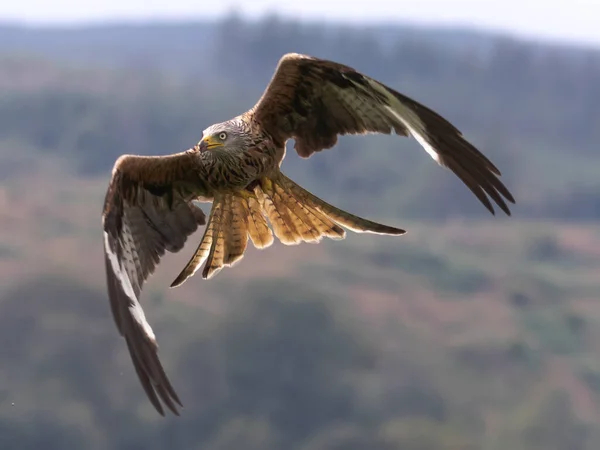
[0,15,599,450]
[0,274,595,450]
[1,14,600,219]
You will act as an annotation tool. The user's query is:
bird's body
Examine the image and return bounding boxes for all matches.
[102,53,515,416]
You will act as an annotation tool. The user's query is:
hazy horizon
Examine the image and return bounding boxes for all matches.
[0,0,597,49]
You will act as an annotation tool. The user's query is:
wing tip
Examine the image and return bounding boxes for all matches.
[482,194,514,217]
[152,398,182,417]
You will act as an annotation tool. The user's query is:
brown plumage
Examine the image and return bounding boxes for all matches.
[102,53,515,416]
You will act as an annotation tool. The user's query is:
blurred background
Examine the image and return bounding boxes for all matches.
[1,0,599,449]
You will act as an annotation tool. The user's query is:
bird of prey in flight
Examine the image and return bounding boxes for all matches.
[102,53,515,416]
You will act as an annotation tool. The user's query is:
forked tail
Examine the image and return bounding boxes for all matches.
[170,191,273,286]
[170,173,405,287]
[273,173,406,237]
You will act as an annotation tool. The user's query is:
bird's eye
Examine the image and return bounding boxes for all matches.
[218,132,227,140]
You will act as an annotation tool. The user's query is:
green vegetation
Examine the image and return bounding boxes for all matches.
[0,15,599,449]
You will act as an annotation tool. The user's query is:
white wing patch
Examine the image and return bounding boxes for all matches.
[365,79,441,164]
[383,105,441,164]
[103,230,156,342]
[128,301,156,342]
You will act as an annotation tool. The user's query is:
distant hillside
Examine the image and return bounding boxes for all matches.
[0,18,496,68]
[1,17,600,450]
[0,21,217,70]
[1,15,599,219]
[4,15,594,71]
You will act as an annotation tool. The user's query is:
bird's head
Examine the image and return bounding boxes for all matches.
[197,119,249,153]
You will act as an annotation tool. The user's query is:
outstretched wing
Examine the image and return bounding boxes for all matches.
[247,53,515,215]
[102,151,206,416]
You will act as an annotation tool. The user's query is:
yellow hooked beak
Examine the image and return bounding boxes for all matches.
[198,135,224,152]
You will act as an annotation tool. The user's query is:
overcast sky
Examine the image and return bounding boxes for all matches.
[1,0,597,47]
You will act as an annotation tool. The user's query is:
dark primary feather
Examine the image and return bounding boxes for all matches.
[102,153,206,416]
[248,53,515,215]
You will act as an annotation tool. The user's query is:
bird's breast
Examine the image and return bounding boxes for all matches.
[201,147,276,194]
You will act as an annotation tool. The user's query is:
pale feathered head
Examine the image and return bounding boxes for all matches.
[197,118,250,153]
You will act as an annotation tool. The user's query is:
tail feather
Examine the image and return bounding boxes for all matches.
[223,197,249,266]
[170,199,221,287]
[202,195,229,279]
[264,178,345,243]
[271,186,326,243]
[255,184,303,245]
[278,174,406,236]
[244,195,274,249]
[170,172,405,288]
[285,198,346,241]
[171,192,275,287]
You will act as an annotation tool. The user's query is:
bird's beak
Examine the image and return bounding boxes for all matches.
[197,136,222,152]
[198,139,208,152]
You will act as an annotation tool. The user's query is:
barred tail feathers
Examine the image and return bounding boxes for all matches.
[170,173,405,288]
[170,194,252,287]
[262,174,406,237]
[244,194,275,250]
[255,177,348,245]
[170,199,220,288]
